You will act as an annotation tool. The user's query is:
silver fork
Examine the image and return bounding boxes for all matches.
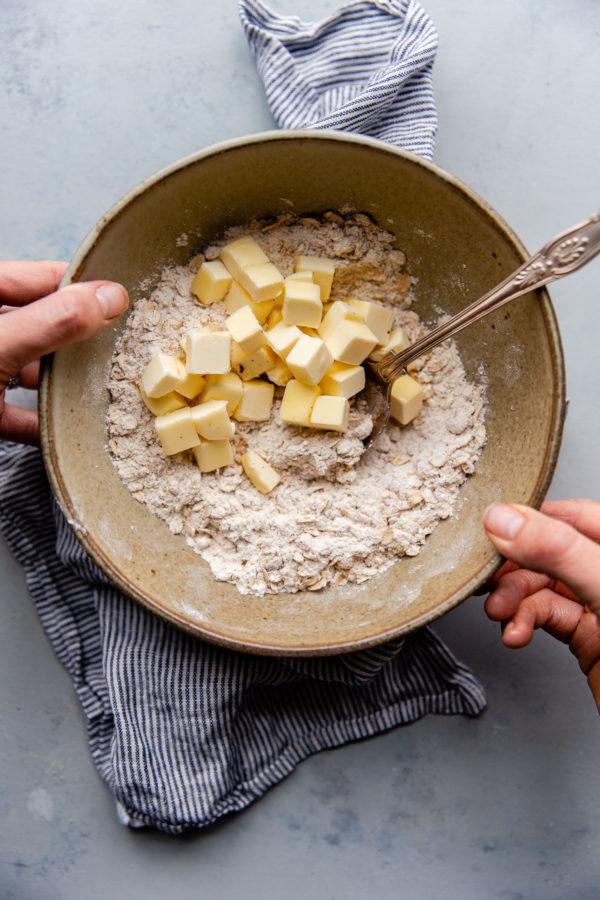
[364,211,600,447]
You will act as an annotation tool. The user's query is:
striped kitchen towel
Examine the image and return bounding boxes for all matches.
[239,0,438,158]
[0,2,486,834]
[0,445,485,833]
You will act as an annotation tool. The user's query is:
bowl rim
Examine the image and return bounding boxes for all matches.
[39,129,567,656]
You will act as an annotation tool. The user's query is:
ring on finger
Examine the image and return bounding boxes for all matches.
[5,374,20,390]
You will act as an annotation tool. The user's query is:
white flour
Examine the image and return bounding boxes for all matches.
[107,213,487,596]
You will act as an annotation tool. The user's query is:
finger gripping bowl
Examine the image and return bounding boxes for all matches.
[39,131,566,656]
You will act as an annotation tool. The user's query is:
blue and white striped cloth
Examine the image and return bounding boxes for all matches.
[0,447,485,832]
[0,2,486,834]
[239,0,438,158]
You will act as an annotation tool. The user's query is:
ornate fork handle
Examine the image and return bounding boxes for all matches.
[375,211,600,383]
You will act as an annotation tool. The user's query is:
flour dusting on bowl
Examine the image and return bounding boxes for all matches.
[107,213,486,595]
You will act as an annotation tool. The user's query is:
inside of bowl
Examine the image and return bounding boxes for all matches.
[40,133,565,655]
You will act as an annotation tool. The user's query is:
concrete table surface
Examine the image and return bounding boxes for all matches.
[1,2,599,898]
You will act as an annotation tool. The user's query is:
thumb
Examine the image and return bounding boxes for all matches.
[0,280,128,383]
[483,503,600,619]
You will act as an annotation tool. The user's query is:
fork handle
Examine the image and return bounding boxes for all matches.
[375,211,600,383]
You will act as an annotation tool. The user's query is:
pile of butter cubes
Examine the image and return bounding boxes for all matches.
[139,234,423,494]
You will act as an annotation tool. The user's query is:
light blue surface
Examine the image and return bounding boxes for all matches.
[1,2,599,898]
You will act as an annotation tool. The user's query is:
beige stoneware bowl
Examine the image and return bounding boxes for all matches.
[39,131,566,656]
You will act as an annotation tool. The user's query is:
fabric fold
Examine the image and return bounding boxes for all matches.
[239,0,438,158]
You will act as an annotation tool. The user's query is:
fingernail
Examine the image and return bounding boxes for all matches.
[96,283,128,320]
[483,503,526,540]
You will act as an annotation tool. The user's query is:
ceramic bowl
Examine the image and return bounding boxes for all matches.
[39,131,566,655]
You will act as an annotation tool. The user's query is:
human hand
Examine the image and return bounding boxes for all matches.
[483,499,600,712]
[0,260,128,446]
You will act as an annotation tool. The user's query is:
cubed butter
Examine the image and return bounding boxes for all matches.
[285,270,314,283]
[286,334,334,386]
[140,386,187,417]
[294,255,335,301]
[223,280,274,324]
[369,326,409,362]
[155,407,200,455]
[191,260,232,305]
[225,305,266,354]
[174,370,206,401]
[309,395,350,433]
[241,450,281,494]
[141,353,185,398]
[220,235,269,281]
[237,262,284,302]
[390,374,423,425]
[266,356,293,387]
[223,280,252,315]
[347,299,394,344]
[233,379,275,422]
[230,342,276,380]
[192,439,233,473]
[282,278,323,328]
[267,306,284,328]
[279,380,321,427]
[190,399,235,440]
[249,298,275,325]
[317,300,363,340]
[186,329,231,375]
[323,317,378,365]
[320,361,365,399]
[200,372,243,415]
[265,321,302,358]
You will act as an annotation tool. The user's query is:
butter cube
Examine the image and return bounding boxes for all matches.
[237,262,284,302]
[295,255,335,301]
[225,305,266,354]
[249,298,275,325]
[390,374,423,425]
[280,380,321,427]
[223,280,253,314]
[320,361,365,399]
[348,299,394,344]
[220,236,269,281]
[267,307,284,328]
[265,321,302,358]
[174,370,206,401]
[266,357,293,386]
[369,326,409,362]
[282,278,322,328]
[323,318,378,365]
[155,407,200,455]
[191,260,232,305]
[200,372,243,415]
[233,379,274,422]
[286,334,334,386]
[223,280,274,324]
[230,342,276,380]
[317,300,363,341]
[242,450,281,494]
[309,395,350,433]
[186,329,231,375]
[190,399,235,440]
[140,387,187,417]
[192,439,233,473]
[141,353,185,398]
[285,270,314,283]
